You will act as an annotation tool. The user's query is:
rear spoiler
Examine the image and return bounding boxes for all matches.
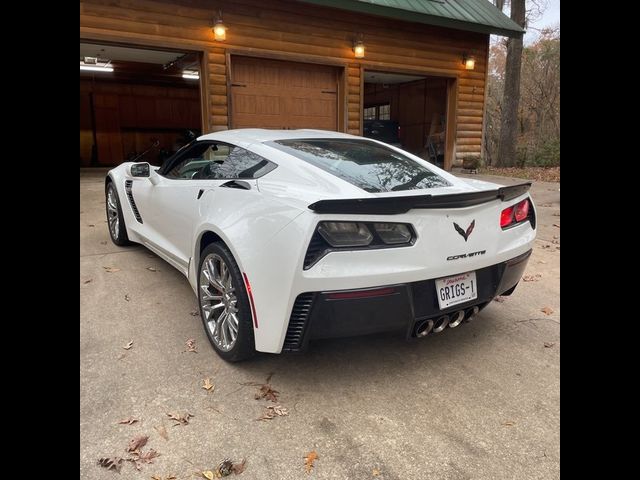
[307,183,531,215]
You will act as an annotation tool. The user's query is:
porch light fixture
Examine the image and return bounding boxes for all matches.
[182,70,199,80]
[213,10,227,41]
[353,37,365,59]
[463,54,475,70]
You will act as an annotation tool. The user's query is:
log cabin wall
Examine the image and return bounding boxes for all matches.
[80,0,489,169]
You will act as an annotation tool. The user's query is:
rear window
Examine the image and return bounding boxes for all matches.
[266,139,451,193]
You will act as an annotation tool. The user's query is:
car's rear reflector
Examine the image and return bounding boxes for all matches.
[326,287,396,300]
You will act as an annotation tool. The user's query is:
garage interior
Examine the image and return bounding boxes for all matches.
[363,71,448,167]
[80,42,203,167]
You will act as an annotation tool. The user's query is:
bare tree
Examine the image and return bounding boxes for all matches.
[495,0,526,167]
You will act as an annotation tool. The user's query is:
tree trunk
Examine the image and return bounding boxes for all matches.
[496,0,525,167]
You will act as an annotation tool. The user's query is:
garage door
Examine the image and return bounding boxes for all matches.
[231,56,338,130]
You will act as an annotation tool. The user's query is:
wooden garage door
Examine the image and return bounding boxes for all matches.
[231,56,338,130]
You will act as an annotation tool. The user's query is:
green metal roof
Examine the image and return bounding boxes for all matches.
[298,0,525,37]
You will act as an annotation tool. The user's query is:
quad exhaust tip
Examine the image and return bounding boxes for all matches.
[432,315,450,333]
[465,306,480,322]
[448,310,465,328]
[415,319,434,338]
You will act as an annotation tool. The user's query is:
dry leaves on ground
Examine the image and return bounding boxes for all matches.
[167,411,193,426]
[127,434,149,452]
[213,458,246,477]
[257,405,289,421]
[147,266,158,272]
[502,421,516,427]
[523,274,542,282]
[97,456,123,473]
[154,424,169,441]
[552,223,560,228]
[103,266,121,273]
[190,310,200,316]
[123,341,134,350]
[304,451,319,474]
[255,383,279,402]
[544,342,555,348]
[128,449,160,470]
[202,378,215,392]
[88,224,95,227]
[151,475,177,480]
[83,279,92,284]
[117,416,139,425]
[541,307,554,315]
[185,338,198,353]
[372,468,381,476]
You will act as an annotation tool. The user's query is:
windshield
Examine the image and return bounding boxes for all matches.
[266,139,451,193]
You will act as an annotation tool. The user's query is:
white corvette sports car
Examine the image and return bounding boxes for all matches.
[105,129,536,361]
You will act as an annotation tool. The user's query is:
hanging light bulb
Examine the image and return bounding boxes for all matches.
[213,10,226,41]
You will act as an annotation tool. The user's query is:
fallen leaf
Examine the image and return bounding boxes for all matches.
[202,378,215,392]
[190,310,200,316]
[83,279,92,284]
[217,459,233,477]
[127,434,148,452]
[88,224,95,227]
[167,411,193,426]
[493,296,505,303]
[154,424,169,441]
[544,342,555,348]
[123,341,134,350]
[257,405,289,421]
[128,448,160,470]
[117,416,139,425]
[502,420,516,426]
[304,451,319,474]
[98,456,123,473]
[103,266,121,273]
[541,307,554,315]
[124,294,131,301]
[185,338,198,353]
[200,471,215,480]
[372,468,381,476]
[100,241,107,245]
[147,267,158,272]
[552,223,560,228]
[255,383,279,402]
[523,274,542,282]
[231,459,246,475]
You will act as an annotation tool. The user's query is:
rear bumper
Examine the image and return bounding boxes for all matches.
[282,249,531,352]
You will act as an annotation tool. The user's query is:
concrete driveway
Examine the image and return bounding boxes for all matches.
[80,169,559,480]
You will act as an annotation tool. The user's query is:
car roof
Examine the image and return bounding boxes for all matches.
[197,128,359,145]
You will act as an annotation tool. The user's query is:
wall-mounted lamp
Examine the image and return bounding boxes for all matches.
[213,10,227,41]
[353,37,365,59]
[463,54,475,70]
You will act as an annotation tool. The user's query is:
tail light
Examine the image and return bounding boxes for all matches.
[500,199,533,229]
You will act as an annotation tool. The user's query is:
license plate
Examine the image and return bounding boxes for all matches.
[435,271,478,309]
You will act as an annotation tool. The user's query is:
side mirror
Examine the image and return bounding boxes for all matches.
[130,162,150,177]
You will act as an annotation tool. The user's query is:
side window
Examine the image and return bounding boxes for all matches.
[164,142,277,180]
[198,146,277,180]
[165,143,220,179]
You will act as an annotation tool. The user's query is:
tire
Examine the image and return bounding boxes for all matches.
[105,181,131,246]
[198,242,256,362]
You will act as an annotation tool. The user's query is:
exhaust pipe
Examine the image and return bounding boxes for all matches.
[465,306,480,322]
[432,315,450,333]
[448,310,465,328]
[415,319,434,338]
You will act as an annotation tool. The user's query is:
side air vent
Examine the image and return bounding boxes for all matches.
[282,293,315,352]
[124,180,143,224]
[303,231,330,270]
